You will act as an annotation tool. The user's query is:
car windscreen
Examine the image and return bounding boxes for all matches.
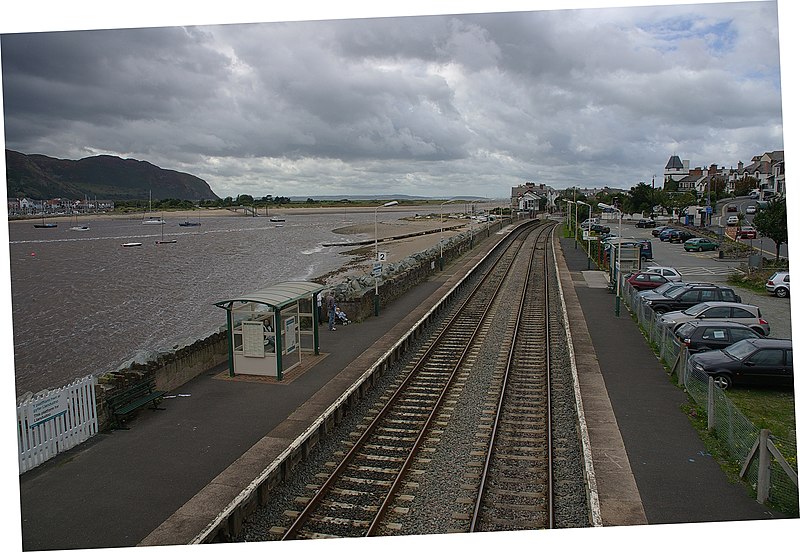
[664,286,690,298]
[683,303,708,316]
[724,339,758,361]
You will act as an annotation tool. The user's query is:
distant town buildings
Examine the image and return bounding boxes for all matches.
[513,149,784,213]
[7,197,115,217]
[663,150,784,199]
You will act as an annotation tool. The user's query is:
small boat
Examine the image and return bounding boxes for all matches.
[155,219,177,244]
[142,190,165,225]
[34,211,57,228]
[69,211,90,231]
[122,242,143,247]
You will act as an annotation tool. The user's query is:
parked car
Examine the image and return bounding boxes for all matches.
[652,225,671,237]
[643,266,682,282]
[748,190,759,199]
[745,205,757,215]
[687,338,793,389]
[674,320,765,354]
[657,301,770,335]
[668,230,695,243]
[684,237,719,252]
[626,271,670,291]
[636,219,657,228]
[736,226,757,239]
[638,281,714,301]
[659,228,681,241]
[642,283,741,314]
[726,215,739,226]
[589,223,611,234]
[765,271,790,298]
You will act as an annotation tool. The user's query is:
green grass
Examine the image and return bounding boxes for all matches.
[726,388,796,441]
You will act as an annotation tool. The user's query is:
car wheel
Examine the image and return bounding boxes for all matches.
[713,374,733,390]
[776,287,789,298]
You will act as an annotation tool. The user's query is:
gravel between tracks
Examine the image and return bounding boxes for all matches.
[236,225,590,542]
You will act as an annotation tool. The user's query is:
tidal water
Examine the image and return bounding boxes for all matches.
[6,211,378,397]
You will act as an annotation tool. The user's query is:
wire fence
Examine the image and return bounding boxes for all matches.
[623,281,798,516]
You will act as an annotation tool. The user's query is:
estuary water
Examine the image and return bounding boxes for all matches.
[6,211,379,397]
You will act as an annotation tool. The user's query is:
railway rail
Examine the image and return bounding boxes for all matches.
[236,220,592,542]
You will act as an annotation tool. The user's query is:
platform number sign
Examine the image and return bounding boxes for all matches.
[377,251,387,262]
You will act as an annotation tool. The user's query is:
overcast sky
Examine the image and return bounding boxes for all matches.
[0,1,792,200]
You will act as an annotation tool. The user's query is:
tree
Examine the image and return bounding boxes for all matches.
[627,182,657,215]
[753,197,788,259]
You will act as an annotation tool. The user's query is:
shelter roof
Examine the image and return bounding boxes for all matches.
[214,281,325,311]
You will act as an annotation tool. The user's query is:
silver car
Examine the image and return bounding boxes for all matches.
[658,301,771,335]
[765,271,790,298]
[643,266,683,282]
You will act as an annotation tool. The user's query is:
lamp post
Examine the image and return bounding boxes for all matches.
[577,200,592,270]
[598,202,622,316]
[374,200,399,316]
[564,199,575,244]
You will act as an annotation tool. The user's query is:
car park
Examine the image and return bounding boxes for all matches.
[684,237,719,252]
[745,205,757,215]
[765,271,790,298]
[726,215,739,226]
[736,226,757,239]
[636,219,657,228]
[642,283,741,314]
[643,266,682,282]
[657,301,770,335]
[674,321,766,354]
[687,338,793,390]
[626,271,670,291]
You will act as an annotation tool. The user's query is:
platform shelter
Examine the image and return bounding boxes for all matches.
[214,281,325,380]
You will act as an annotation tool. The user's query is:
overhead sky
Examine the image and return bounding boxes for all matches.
[0,1,792,201]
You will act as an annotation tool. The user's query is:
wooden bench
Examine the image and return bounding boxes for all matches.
[107,378,165,429]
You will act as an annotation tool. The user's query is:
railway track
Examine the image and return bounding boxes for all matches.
[469,222,556,531]
[239,220,591,542]
[277,222,546,539]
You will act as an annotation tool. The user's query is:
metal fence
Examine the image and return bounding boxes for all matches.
[17,375,98,474]
[623,281,798,515]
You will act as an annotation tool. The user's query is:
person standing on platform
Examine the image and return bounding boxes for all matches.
[326,292,337,331]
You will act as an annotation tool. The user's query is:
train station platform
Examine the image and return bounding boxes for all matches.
[15,223,789,551]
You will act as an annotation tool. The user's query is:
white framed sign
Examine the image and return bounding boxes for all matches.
[242,321,265,357]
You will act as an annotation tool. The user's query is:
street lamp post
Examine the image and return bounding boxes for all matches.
[598,202,622,317]
[374,200,399,316]
[577,200,592,270]
[564,199,574,238]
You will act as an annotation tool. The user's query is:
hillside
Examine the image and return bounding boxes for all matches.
[4,150,220,201]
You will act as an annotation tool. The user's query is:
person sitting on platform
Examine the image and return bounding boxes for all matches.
[335,306,351,325]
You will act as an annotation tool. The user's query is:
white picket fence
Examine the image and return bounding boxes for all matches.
[17,375,98,474]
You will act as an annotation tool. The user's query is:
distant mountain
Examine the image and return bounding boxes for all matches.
[4,150,220,201]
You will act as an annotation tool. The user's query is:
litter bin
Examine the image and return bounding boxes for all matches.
[719,250,725,259]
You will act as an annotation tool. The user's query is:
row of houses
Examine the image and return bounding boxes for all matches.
[7,197,115,216]
[664,150,784,198]
[511,149,785,213]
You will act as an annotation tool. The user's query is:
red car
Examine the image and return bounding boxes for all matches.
[737,226,757,239]
[626,271,670,291]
